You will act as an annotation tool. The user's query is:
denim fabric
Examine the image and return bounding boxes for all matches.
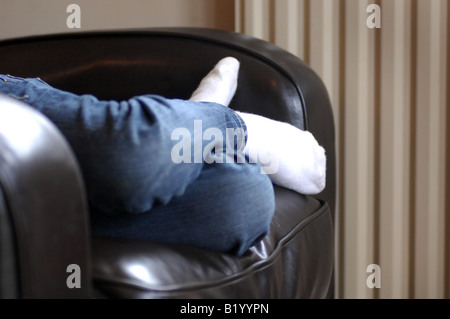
[0,75,275,255]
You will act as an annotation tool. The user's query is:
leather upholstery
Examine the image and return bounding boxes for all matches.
[0,28,335,298]
[0,95,91,298]
[92,190,332,298]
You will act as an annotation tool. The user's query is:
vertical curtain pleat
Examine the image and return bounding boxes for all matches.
[235,0,449,299]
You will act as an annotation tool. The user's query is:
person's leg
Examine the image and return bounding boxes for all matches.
[0,55,326,254]
[189,58,327,195]
[90,155,275,256]
[0,64,276,255]
[0,74,246,216]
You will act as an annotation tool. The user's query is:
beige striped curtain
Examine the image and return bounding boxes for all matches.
[235,0,449,299]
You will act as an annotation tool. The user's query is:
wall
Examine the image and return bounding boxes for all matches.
[0,0,235,40]
[236,0,449,298]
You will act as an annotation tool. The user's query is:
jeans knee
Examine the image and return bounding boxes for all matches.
[217,165,275,255]
[90,161,276,256]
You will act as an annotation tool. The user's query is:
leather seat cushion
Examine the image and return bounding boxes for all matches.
[91,185,334,299]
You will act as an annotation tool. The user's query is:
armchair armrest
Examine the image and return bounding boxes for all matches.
[0,94,91,298]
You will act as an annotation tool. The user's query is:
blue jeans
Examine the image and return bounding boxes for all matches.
[0,75,275,255]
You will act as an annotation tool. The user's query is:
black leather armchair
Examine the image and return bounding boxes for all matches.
[0,28,335,299]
